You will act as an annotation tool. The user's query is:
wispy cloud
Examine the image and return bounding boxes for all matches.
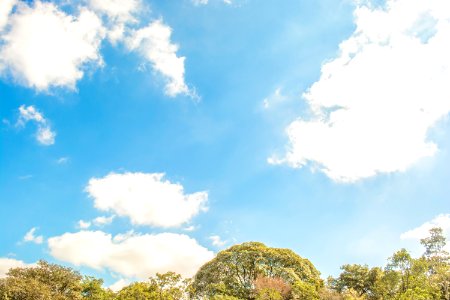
[126,20,193,97]
[17,105,56,145]
[23,227,43,244]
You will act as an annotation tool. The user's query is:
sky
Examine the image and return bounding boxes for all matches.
[1,0,450,291]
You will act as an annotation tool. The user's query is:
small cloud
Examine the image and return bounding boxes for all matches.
[93,215,115,227]
[261,87,286,110]
[17,105,56,146]
[18,174,33,180]
[183,225,197,232]
[36,126,56,145]
[77,220,91,229]
[23,227,43,244]
[209,235,227,247]
[56,157,69,164]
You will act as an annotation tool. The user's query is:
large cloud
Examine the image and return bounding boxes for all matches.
[272,0,450,182]
[48,230,214,279]
[126,20,191,97]
[86,172,208,228]
[0,1,105,90]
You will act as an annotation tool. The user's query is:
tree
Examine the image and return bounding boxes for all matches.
[0,260,83,300]
[421,227,449,261]
[420,227,450,300]
[81,276,115,300]
[149,272,190,300]
[115,282,157,300]
[191,242,322,299]
[331,264,381,299]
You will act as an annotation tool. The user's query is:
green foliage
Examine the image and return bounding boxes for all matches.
[0,260,83,300]
[191,242,322,299]
[328,227,450,300]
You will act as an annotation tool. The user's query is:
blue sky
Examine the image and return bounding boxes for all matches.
[1,0,450,290]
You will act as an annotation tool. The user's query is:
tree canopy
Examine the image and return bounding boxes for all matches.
[191,242,322,299]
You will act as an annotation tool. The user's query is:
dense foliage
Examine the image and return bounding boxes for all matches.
[191,242,322,299]
[0,228,448,299]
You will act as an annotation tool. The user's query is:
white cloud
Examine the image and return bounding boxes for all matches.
[93,215,115,226]
[23,227,44,244]
[17,105,56,146]
[87,0,141,44]
[0,258,28,278]
[183,225,197,232]
[0,1,105,91]
[401,214,450,240]
[88,0,140,23]
[36,126,56,145]
[126,20,191,97]
[0,0,16,32]
[86,172,208,228]
[48,230,214,279]
[77,220,91,229]
[273,0,450,182]
[209,235,227,247]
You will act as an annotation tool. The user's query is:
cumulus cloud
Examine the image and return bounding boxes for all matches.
[17,105,56,145]
[126,20,191,97]
[86,172,208,228]
[272,0,450,182]
[48,230,214,279]
[0,258,29,278]
[0,0,15,32]
[401,214,450,240]
[0,1,105,91]
[23,227,44,244]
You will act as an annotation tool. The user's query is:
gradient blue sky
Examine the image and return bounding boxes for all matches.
[1,0,450,290]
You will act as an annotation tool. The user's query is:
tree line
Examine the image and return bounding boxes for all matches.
[0,227,448,299]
